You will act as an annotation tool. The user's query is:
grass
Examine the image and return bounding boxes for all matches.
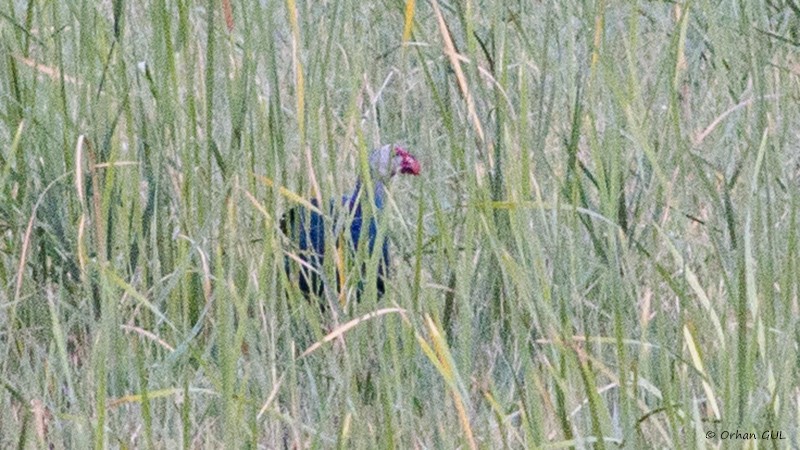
[1,0,799,448]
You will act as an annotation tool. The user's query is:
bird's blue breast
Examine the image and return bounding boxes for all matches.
[283,180,391,300]
[345,195,390,273]
[297,198,326,258]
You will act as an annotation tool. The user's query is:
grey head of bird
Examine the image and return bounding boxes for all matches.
[367,144,421,182]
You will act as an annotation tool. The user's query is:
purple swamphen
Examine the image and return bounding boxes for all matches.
[279,144,421,304]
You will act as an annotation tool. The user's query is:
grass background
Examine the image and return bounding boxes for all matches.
[2,0,799,448]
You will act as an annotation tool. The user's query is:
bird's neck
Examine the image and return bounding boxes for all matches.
[350,178,386,209]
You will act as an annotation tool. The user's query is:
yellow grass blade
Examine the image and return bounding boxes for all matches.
[301,307,407,357]
[256,174,323,216]
[402,0,415,43]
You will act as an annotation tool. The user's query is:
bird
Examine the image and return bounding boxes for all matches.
[279,144,421,305]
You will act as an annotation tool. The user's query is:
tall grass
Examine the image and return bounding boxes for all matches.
[1,0,798,447]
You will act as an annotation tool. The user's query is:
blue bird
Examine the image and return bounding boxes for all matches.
[279,144,421,304]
